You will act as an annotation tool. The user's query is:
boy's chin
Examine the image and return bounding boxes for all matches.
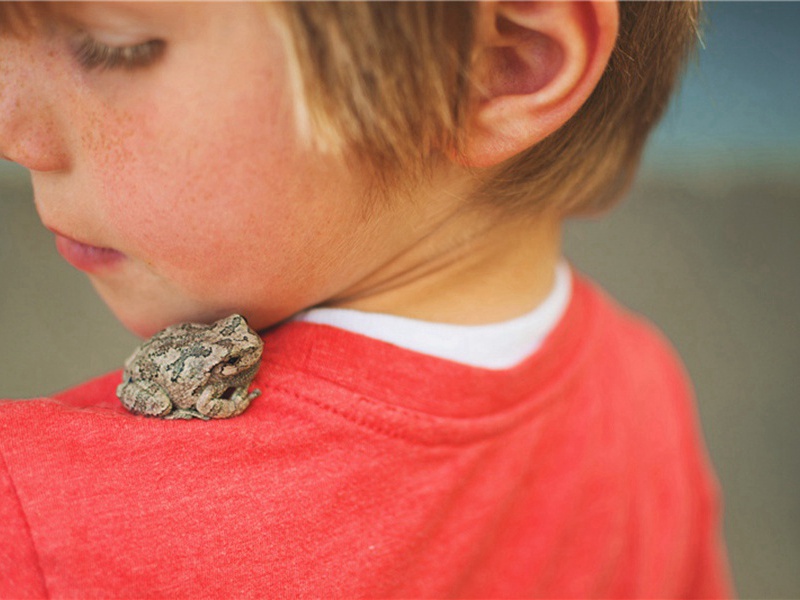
[88,277,227,338]
[112,306,205,340]
[97,292,278,340]
[94,291,225,339]
[88,274,299,339]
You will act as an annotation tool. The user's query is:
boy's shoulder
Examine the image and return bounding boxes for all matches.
[0,271,696,447]
[52,370,125,409]
[569,272,689,372]
[563,272,692,392]
[0,370,124,422]
[0,271,691,419]
[572,273,700,424]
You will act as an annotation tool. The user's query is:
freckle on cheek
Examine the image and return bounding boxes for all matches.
[87,107,159,217]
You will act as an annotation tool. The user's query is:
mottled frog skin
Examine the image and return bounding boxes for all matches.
[117,314,263,420]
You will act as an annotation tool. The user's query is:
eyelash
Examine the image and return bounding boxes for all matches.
[72,35,166,71]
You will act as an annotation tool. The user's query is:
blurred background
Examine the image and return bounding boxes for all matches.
[1,3,798,596]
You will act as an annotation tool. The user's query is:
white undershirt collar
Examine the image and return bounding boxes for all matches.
[291,260,572,370]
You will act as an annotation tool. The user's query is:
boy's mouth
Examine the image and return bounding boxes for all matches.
[51,230,125,273]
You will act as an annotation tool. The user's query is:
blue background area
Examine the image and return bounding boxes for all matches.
[646,2,800,173]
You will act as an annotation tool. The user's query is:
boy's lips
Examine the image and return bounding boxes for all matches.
[51,230,125,273]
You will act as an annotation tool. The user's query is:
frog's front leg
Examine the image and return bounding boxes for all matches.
[196,387,261,419]
[116,379,173,418]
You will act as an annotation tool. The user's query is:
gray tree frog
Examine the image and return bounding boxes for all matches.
[117,314,263,420]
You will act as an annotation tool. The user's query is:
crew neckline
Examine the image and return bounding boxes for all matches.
[257,271,601,434]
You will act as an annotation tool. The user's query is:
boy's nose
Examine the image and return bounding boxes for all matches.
[0,41,71,172]
[0,109,70,173]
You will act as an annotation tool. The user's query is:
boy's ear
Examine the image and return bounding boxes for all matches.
[459,0,618,168]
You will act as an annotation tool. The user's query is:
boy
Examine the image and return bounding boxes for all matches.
[0,1,732,597]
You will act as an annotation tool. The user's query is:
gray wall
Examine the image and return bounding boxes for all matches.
[1,3,798,597]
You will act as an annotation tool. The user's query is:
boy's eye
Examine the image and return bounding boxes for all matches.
[72,34,165,71]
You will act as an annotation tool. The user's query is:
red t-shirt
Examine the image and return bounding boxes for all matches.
[0,276,733,597]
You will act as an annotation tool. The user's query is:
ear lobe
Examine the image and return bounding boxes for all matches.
[460,1,618,168]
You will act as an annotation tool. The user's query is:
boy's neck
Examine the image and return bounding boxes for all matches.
[324,208,562,326]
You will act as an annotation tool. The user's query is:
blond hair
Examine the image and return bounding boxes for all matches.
[1,2,700,216]
[278,2,700,216]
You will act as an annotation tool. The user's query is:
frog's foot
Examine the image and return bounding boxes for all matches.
[196,387,261,419]
[164,408,210,421]
[117,379,173,418]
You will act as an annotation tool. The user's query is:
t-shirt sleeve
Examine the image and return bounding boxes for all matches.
[0,448,48,598]
[655,334,735,598]
[684,450,736,598]
[625,312,735,598]
[0,372,121,598]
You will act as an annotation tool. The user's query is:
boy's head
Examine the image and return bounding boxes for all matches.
[0,2,698,337]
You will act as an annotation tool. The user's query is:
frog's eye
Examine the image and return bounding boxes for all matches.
[214,355,243,377]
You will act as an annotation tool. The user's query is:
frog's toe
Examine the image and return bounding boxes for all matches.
[164,408,209,421]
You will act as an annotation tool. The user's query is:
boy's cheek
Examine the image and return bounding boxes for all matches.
[86,126,249,250]
[66,28,304,271]
[82,159,342,331]
[87,105,296,244]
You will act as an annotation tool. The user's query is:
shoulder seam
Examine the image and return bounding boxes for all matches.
[0,444,50,598]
